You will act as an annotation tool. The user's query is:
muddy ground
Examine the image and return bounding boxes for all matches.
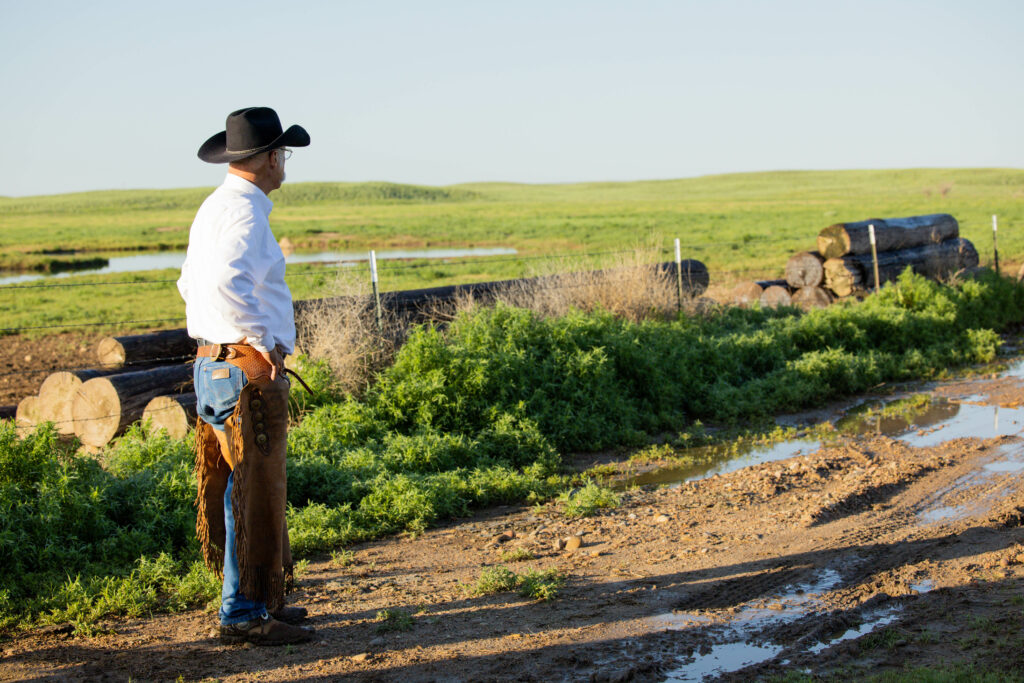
[0,332,105,408]
[3,368,1024,681]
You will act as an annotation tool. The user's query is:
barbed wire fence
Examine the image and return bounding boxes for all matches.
[0,240,794,416]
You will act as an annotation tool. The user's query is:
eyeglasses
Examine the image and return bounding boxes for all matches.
[277,148,293,161]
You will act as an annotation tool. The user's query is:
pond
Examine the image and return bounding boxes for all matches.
[0,246,518,286]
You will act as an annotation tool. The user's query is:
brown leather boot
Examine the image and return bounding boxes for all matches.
[219,614,314,645]
[270,605,308,624]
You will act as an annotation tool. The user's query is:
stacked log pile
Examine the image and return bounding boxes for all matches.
[11,259,709,447]
[730,214,979,309]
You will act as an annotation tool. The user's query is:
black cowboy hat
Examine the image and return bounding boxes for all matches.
[198,107,310,164]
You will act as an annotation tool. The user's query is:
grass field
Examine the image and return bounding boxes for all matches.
[0,168,1021,334]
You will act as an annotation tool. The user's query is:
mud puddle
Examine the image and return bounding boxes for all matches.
[655,569,938,680]
[838,399,1024,448]
[619,391,1024,492]
[652,568,845,680]
[614,438,821,490]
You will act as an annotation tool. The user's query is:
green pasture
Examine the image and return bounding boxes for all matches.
[0,168,1021,335]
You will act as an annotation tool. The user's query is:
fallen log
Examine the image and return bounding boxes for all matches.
[817,214,959,259]
[38,369,126,435]
[730,279,788,307]
[785,252,825,289]
[825,237,978,297]
[96,329,196,369]
[299,260,712,316]
[792,286,833,311]
[143,393,197,440]
[72,364,193,448]
[107,261,710,353]
[759,285,794,308]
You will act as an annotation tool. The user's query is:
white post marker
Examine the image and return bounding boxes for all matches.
[992,214,1000,275]
[674,238,684,313]
[868,223,881,292]
[369,250,383,334]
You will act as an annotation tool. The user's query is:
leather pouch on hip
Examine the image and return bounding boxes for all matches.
[224,345,274,384]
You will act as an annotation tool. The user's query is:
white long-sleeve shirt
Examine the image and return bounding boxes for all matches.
[177,173,295,354]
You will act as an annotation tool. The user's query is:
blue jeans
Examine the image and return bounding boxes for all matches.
[220,471,268,624]
[194,356,267,624]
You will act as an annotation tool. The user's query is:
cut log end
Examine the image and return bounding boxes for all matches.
[759,285,793,309]
[824,258,864,298]
[785,252,825,289]
[39,371,86,435]
[71,364,193,448]
[731,279,787,308]
[96,337,127,368]
[143,393,198,441]
[72,379,123,448]
[792,286,833,311]
[16,396,44,436]
[817,225,851,260]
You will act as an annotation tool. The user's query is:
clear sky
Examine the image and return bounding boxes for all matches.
[1,0,1021,196]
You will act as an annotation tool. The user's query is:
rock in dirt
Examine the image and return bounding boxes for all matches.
[565,536,583,552]
[654,514,670,523]
[554,538,566,551]
[351,652,371,663]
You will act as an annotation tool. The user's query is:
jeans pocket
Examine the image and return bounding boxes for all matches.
[195,360,247,428]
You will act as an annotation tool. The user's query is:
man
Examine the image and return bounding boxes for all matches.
[178,107,312,645]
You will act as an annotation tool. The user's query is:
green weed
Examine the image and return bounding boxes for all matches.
[499,548,535,563]
[558,482,621,518]
[330,549,355,567]
[861,626,904,651]
[517,569,566,602]
[374,608,414,633]
[470,565,566,602]
[472,566,521,595]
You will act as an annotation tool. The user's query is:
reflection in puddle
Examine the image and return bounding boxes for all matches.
[657,568,844,681]
[919,504,969,523]
[806,605,903,655]
[983,454,1024,473]
[669,642,782,681]
[615,440,820,490]
[620,395,1024,492]
[999,358,1024,380]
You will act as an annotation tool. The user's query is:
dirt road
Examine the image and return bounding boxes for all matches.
[3,368,1024,681]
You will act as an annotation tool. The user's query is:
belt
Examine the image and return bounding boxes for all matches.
[196,341,250,362]
[195,340,313,394]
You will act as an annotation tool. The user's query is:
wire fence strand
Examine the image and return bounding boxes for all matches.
[0,260,785,337]
[0,238,799,291]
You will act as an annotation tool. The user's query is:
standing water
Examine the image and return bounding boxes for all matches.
[0,246,518,286]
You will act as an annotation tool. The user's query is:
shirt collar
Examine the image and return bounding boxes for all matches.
[222,172,273,215]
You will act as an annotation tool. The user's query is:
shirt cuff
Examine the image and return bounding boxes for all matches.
[246,336,270,353]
